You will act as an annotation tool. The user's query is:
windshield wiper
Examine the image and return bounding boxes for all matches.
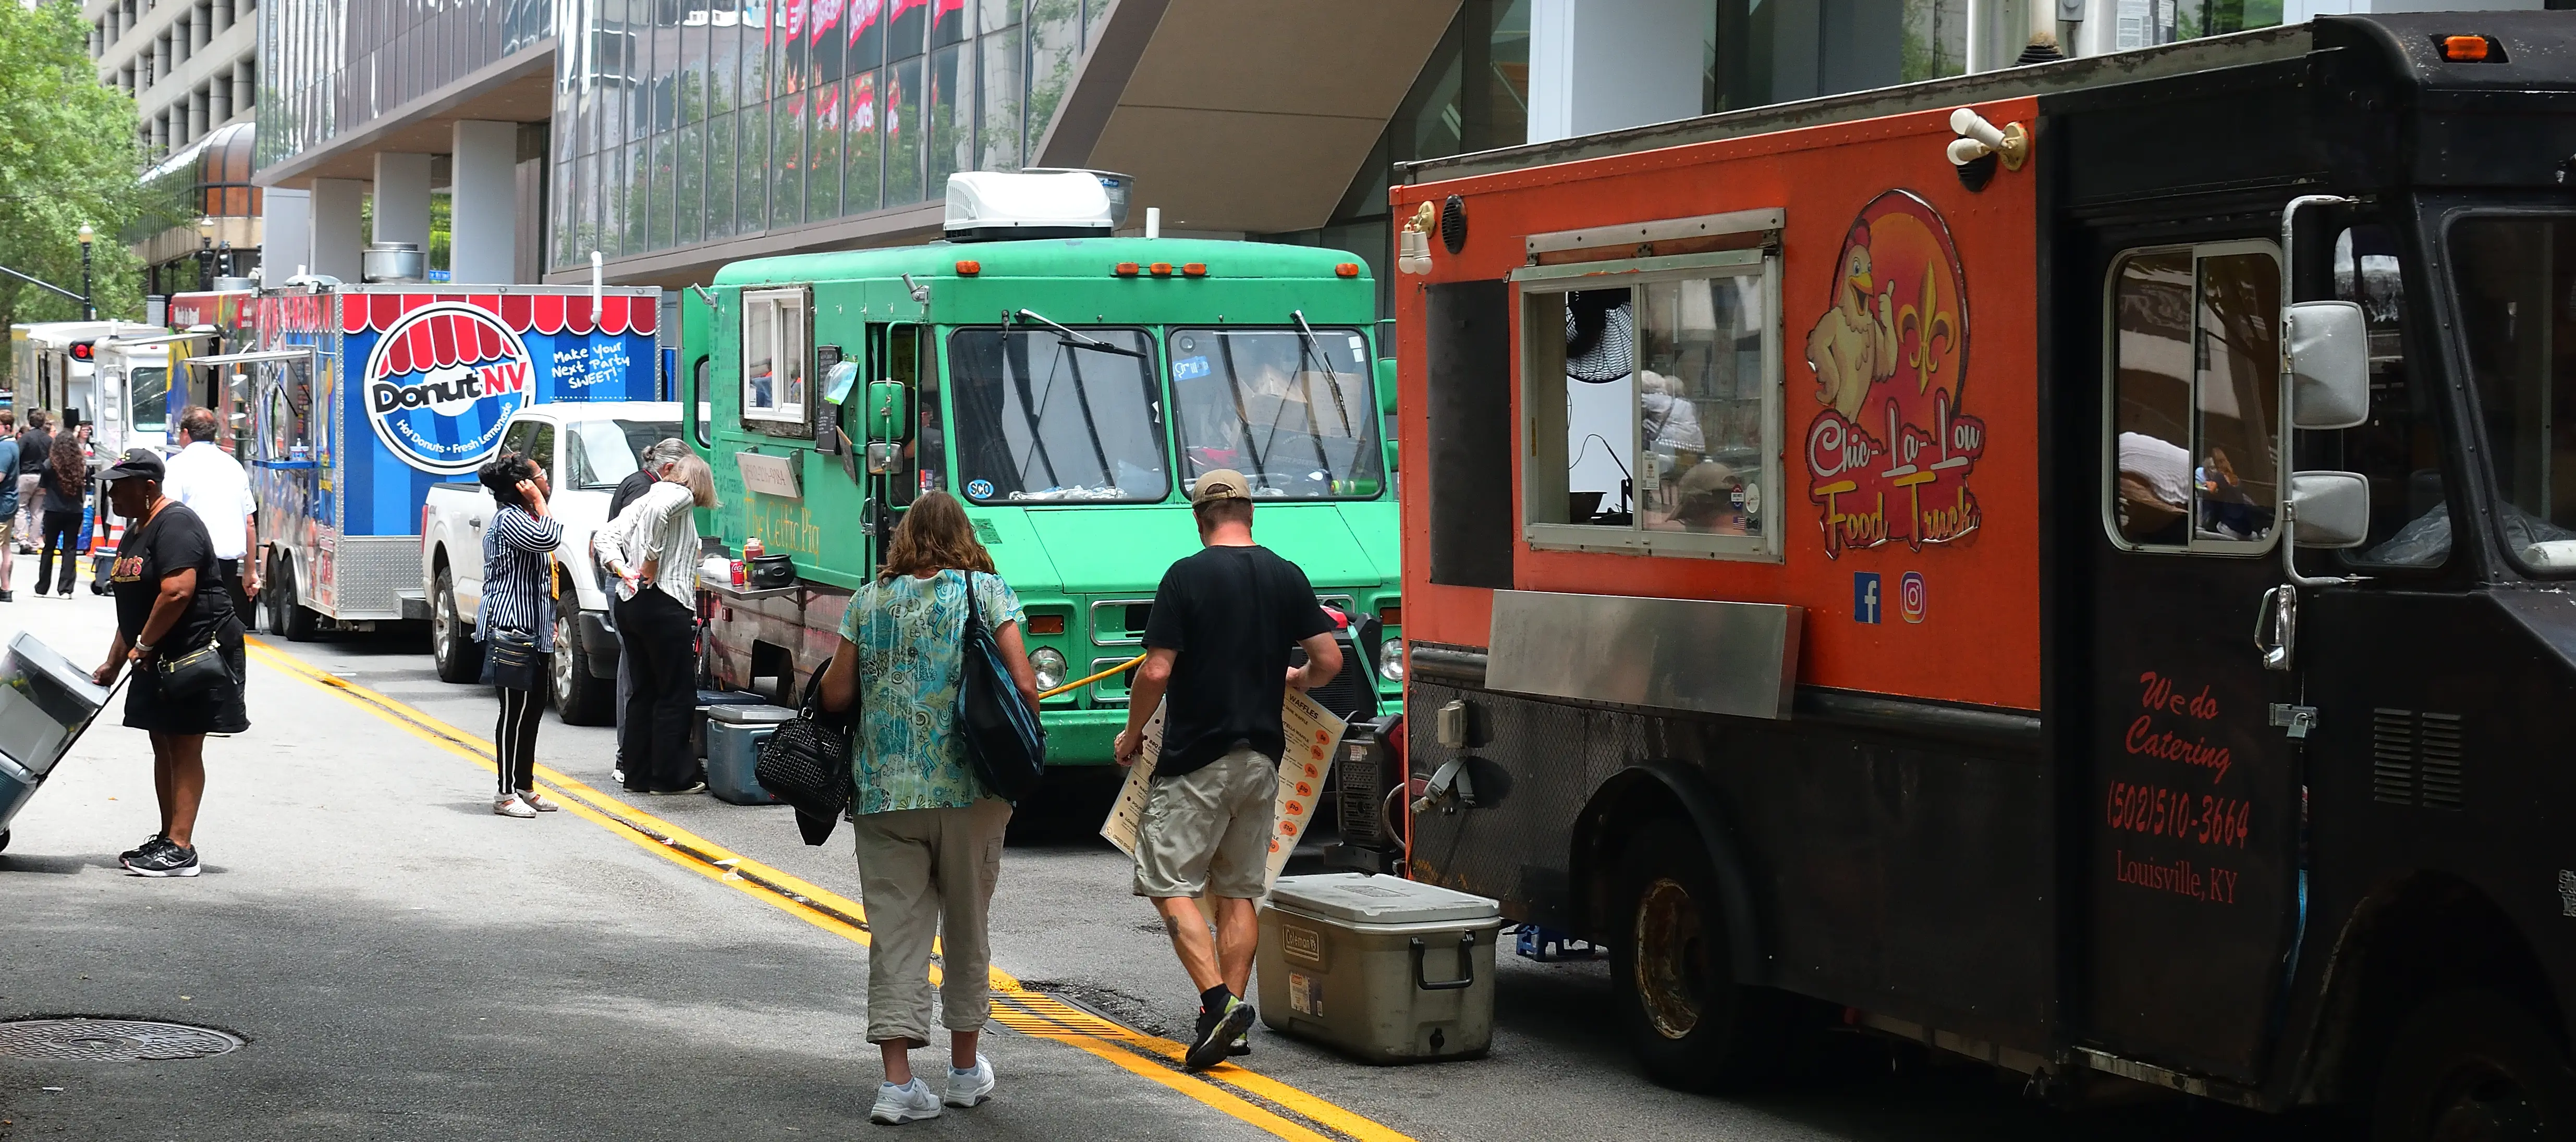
[1012,309,1147,359]
[1269,310,1358,486]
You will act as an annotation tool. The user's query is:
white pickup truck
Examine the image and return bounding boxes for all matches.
[419,400,680,722]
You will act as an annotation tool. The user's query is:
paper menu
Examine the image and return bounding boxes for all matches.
[1098,689,1350,893]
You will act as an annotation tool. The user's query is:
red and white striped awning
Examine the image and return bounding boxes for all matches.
[369,309,523,377]
[339,292,656,338]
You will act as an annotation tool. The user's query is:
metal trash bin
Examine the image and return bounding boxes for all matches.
[1256,873,1502,1063]
[0,632,116,854]
[705,704,797,806]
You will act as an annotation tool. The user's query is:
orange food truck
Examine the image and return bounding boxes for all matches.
[1365,13,2576,1136]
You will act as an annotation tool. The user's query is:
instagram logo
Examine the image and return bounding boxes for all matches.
[1898,571,1927,624]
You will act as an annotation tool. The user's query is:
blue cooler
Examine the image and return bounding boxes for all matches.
[691,689,768,762]
[0,632,116,853]
[706,704,797,806]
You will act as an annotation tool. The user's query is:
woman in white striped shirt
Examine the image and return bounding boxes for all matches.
[597,453,717,794]
[477,450,565,818]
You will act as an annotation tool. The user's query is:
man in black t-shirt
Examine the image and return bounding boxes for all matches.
[1114,469,1340,1071]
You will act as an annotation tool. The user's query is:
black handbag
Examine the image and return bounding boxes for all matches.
[154,635,233,702]
[756,659,853,842]
[487,627,543,691]
[956,572,1046,802]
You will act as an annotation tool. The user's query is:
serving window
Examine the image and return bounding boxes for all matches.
[1516,247,1783,561]
[741,287,812,435]
[2102,242,2281,554]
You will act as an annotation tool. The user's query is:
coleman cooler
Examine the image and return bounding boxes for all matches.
[705,704,797,805]
[1257,873,1502,1063]
[0,632,116,853]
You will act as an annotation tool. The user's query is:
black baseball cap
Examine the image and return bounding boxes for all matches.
[100,448,165,483]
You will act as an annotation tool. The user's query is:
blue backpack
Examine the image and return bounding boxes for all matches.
[955,571,1046,801]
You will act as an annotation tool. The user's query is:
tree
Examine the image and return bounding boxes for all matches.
[0,0,149,355]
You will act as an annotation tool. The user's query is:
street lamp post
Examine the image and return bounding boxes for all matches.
[197,216,216,291]
[76,224,94,320]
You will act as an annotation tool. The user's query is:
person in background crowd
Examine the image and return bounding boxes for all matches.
[601,437,692,785]
[0,410,19,601]
[1113,469,1341,1072]
[36,426,90,597]
[817,490,1039,1125]
[163,407,259,618]
[90,449,249,878]
[475,450,564,819]
[15,408,48,554]
[596,452,716,796]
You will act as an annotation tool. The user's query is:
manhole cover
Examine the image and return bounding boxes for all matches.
[0,1018,242,1061]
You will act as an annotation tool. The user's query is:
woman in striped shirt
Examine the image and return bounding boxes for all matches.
[477,450,565,818]
[597,453,717,795]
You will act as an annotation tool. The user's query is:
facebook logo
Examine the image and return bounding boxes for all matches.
[1854,572,1882,624]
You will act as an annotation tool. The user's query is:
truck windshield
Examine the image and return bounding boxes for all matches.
[2450,215,2576,571]
[128,367,169,435]
[1167,327,1381,499]
[564,418,682,489]
[948,327,1169,504]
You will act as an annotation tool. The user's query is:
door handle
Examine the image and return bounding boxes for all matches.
[2253,585,2297,672]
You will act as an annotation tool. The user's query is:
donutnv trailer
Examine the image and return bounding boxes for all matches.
[236,283,661,638]
[1366,14,2576,1137]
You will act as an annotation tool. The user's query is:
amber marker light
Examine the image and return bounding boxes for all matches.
[1114,262,1140,276]
[1181,263,1207,277]
[1150,262,1173,276]
[1379,604,1402,627]
[1028,615,1066,635]
[2441,34,2493,62]
[955,260,981,275]
[1335,263,1361,278]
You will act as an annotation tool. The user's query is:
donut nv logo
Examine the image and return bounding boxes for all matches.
[361,302,536,475]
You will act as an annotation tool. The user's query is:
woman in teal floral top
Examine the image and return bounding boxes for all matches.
[819,490,1039,1124]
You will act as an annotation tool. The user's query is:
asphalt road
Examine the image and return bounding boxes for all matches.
[0,555,2357,1140]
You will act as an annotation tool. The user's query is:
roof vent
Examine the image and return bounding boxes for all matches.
[944,171,1117,243]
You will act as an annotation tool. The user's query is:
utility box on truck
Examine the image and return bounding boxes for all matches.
[239,284,662,638]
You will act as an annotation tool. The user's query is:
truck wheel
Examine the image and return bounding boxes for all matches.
[0,828,11,854]
[2372,989,2576,1142]
[551,611,612,725]
[431,566,483,684]
[1610,819,1780,1090]
[278,568,319,642]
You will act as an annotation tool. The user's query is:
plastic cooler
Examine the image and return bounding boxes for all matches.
[705,704,797,806]
[0,632,116,853]
[690,689,768,762]
[1256,873,1502,1063]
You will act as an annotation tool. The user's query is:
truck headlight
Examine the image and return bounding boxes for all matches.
[1378,638,1406,683]
[1031,647,1067,692]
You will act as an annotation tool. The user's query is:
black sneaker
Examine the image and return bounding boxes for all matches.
[124,843,200,878]
[1228,1029,1251,1058]
[0,589,14,602]
[119,833,171,865]
[1185,997,1254,1072]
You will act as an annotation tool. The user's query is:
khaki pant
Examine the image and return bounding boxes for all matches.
[851,796,1012,1046]
[1132,746,1279,900]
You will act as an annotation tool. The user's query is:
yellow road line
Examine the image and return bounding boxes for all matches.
[241,636,1414,1142]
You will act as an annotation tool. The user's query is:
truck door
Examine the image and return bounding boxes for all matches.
[2083,238,2305,1081]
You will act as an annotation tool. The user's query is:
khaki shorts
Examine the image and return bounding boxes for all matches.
[0,518,13,549]
[1133,746,1278,900]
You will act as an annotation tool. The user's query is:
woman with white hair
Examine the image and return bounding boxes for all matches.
[596,453,719,795]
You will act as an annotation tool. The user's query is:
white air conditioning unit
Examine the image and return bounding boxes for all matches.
[943,171,1118,242]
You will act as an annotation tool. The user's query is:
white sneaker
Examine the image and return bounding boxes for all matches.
[869,1078,942,1124]
[493,794,537,818]
[518,789,560,812]
[943,1055,995,1108]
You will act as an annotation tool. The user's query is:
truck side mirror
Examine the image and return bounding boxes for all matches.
[2289,471,2370,548]
[2288,301,2369,429]
[865,378,911,443]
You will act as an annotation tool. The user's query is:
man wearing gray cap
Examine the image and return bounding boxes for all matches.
[1114,468,1341,1071]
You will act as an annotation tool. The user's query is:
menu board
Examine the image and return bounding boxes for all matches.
[1102,690,1349,892]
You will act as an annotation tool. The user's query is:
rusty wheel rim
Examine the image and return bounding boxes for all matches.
[1633,877,1706,1040]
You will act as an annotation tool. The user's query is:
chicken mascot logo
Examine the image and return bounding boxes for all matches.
[1803,190,1985,558]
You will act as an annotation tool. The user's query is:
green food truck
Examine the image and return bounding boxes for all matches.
[682,170,1401,771]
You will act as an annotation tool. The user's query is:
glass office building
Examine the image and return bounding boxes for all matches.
[257,0,552,169]
[551,0,1112,272]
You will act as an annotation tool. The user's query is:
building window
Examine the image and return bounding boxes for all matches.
[2103,241,2281,553]
[1516,236,1783,561]
[741,287,810,432]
